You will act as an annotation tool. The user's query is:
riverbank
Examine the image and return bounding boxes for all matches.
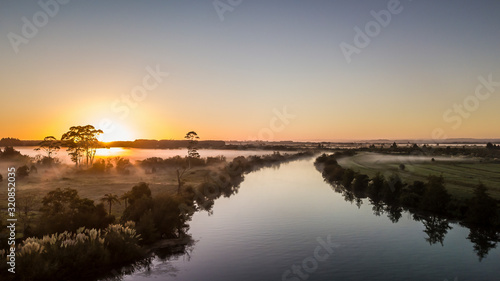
[335,151,500,199]
[316,153,500,229]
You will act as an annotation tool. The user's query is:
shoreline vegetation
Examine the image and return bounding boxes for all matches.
[315,150,500,260]
[0,144,314,281]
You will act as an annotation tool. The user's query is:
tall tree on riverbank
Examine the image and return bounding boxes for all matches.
[176,131,201,194]
[185,131,200,169]
[61,125,103,167]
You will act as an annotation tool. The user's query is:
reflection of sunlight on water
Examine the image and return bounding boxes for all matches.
[95,147,130,158]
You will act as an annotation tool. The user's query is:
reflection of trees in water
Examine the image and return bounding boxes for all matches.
[101,237,196,280]
[370,199,384,217]
[467,227,499,261]
[414,214,452,246]
[321,166,500,260]
[385,205,403,223]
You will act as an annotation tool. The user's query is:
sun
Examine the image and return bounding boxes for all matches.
[97,123,136,142]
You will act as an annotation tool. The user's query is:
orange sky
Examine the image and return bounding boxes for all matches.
[1,1,499,142]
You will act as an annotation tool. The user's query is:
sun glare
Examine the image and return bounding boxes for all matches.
[97,123,135,142]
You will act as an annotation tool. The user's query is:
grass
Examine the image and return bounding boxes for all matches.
[337,152,500,200]
[0,162,224,223]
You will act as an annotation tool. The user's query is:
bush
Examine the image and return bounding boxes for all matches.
[15,224,141,280]
[37,188,114,235]
[17,165,30,178]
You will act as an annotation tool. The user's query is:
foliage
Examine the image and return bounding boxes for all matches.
[0,146,30,161]
[61,125,103,167]
[112,157,132,174]
[185,131,200,162]
[34,136,60,160]
[90,158,113,173]
[37,188,114,235]
[101,193,120,214]
[419,175,450,215]
[17,165,30,178]
[11,223,141,281]
[465,183,498,226]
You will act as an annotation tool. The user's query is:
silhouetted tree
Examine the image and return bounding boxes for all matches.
[120,191,132,209]
[101,193,120,214]
[465,183,498,226]
[35,136,60,160]
[175,131,201,193]
[17,165,30,178]
[185,131,200,168]
[61,125,103,167]
[38,187,112,234]
[420,175,450,215]
[127,182,152,205]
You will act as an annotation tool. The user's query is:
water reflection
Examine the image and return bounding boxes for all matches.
[413,215,452,246]
[467,227,499,261]
[318,164,500,261]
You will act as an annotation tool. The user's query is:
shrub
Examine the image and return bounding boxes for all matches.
[17,165,30,178]
[16,224,141,280]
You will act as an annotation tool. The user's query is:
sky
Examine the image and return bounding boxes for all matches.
[1,0,499,142]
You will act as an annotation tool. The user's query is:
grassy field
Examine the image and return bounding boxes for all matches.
[0,161,223,220]
[336,152,500,200]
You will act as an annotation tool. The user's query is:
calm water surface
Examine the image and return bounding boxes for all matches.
[119,158,499,281]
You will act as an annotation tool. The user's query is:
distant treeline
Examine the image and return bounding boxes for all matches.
[362,142,500,158]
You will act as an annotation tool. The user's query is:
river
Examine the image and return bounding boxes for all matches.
[116,157,499,281]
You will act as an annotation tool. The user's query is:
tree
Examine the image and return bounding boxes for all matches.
[35,136,60,159]
[465,183,498,226]
[100,193,120,214]
[17,165,30,178]
[185,131,200,168]
[61,125,103,167]
[39,187,112,234]
[175,131,201,194]
[420,175,450,214]
[120,191,132,209]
